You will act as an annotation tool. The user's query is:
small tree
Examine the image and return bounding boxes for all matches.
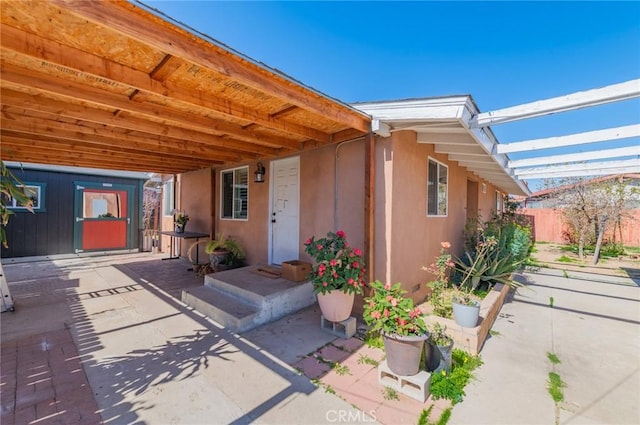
[1,161,34,248]
[545,175,637,264]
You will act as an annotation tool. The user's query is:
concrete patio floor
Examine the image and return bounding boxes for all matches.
[0,253,373,424]
[450,267,640,425]
[1,253,639,425]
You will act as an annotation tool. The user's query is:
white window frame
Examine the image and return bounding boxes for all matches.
[220,166,249,221]
[495,191,503,212]
[162,180,174,216]
[427,157,448,217]
[6,182,46,212]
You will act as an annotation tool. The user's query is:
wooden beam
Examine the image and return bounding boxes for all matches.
[0,89,281,157]
[2,106,276,161]
[496,124,640,154]
[1,133,222,168]
[0,24,334,143]
[0,64,299,151]
[2,137,212,169]
[473,79,640,128]
[1,143,198,174]
[149,54,183,81]
[48,0,371,133]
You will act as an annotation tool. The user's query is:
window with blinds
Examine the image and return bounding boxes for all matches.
[221,166,248,220]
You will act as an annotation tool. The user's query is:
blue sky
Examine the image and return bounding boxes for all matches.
[143,1,640,190]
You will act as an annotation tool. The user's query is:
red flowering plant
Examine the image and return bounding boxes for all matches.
[304,230,366,295]
[363,280,428,336]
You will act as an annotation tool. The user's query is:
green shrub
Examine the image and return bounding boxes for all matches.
[429,349,482,404]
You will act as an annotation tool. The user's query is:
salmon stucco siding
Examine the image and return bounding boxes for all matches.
[374,130,507,303]
[173,129,512,307]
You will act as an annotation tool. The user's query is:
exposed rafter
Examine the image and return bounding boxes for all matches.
[0,0,370,174]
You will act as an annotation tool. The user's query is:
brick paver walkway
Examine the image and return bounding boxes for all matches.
[1,328,101,425]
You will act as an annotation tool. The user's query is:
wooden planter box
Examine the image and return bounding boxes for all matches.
[424,283,511,355]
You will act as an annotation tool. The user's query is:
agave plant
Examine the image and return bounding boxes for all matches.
[454,235,525,294]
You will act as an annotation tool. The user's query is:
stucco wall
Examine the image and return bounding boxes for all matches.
[373,130,508,303]
[178,168,213,258]
[213,161,270,265]
[389,131,469,301]
[209,140,365,267]
[299,140,366,263]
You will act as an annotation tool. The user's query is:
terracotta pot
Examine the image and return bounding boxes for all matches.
[383,333,429,376]
[452,300,481,328]
[317,290,355,322]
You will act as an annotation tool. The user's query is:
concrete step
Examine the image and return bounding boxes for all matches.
[182,285,259,333]
[185,266,317,333]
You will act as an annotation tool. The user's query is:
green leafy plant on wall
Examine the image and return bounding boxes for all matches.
[1,161,35,248]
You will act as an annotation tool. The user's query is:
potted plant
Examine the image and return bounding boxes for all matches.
[427,322,454,373]
[452,235,508,327]
[205,233,245,269]
[173,210,189,233]
[304,230,366,322]
[216,238,246,271]
[363,280,429,376]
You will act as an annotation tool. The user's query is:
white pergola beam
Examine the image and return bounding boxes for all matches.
[515,158,640,177]
[522,166,640,180]
[496,124,640,154]
[472,79,640,128]
[509,146,640,168]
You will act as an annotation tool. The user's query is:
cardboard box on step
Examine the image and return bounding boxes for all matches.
[281,260,312,282]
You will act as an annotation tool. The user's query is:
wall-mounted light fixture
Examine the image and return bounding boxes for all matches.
[254,162,266,183]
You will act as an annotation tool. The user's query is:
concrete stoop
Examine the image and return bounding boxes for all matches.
[181,266,316,333]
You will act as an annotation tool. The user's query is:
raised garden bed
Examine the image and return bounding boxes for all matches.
[422,283,511,355]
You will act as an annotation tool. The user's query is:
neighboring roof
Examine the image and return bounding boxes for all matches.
[0,0,370,174]
[354,96,532,196]
[524,173,640,199]
[4,161,150,180]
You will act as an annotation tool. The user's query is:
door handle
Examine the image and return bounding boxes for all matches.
[271,219,276,223]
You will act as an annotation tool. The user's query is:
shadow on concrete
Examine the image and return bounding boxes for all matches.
[526,268,637,287]
[3,254,327,424]
[113,260,320,424]
[621,267,640,286]
[515,297,640,325]
[529,282,640,303]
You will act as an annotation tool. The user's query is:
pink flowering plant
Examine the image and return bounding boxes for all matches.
[422,241,456,317]
[304,230,366,295]
[363,280,428,336]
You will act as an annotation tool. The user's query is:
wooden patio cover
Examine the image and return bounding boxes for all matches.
[0,0,372,174]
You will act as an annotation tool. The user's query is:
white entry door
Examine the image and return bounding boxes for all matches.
[270,156,300,265]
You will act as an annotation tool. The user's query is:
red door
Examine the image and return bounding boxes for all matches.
[79,188,128,251]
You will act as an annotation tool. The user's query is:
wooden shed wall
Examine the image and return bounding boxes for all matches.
[1,168,144,258]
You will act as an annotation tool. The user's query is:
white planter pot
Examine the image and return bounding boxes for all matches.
[452,300,480,328]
